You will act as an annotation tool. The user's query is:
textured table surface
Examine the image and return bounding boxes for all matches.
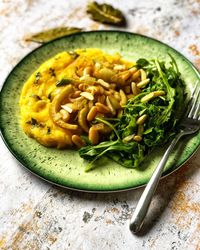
[0,0,200,249]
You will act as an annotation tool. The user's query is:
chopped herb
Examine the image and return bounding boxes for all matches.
[34,72,41,84]
[49,68,56,77]
[31,94,41,100]
[26,118,38,126]
[87,1,126,25]
[56,78,72,87]
[25,27,82,43]
[47,127,51,134]
[68,51,79,60]
[48,92,52,100]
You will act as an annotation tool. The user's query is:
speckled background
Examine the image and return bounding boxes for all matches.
[0,0,200,249]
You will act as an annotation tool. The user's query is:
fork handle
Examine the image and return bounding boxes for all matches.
[130,133,183,233]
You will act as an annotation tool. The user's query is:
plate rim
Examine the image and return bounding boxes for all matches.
[0,30,200,193]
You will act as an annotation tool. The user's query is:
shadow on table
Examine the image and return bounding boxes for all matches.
[52,138,199,236]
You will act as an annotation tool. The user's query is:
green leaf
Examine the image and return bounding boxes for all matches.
[56,78,72,87]
[25,27,82,43]
[87,1,126,25]
[136,58,149,68]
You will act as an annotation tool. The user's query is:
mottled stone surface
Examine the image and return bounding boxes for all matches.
[0,0,200,249]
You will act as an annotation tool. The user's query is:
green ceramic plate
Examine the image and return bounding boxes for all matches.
[0,31,200,192]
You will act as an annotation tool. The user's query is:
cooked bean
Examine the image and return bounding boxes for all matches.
[137,124,144,136]
[132,70,140,81]
[131,82,140,96]
[72,135,85,148]
[93,123,104,130]
[136,114,148,125]
[95,68,115,82]
[113,64,126,71]
[93,123,112,134]
[97,95,106,104]
[89,126,99,145]
[133,135,142,142]
[141,91,165,103]
[140,69,147,81]
[88,100,94,109]
[69,96,84,103]
[114,91,121,101]
[106,96,116,115]
[129,67,137,74]
[119,89,127,107]
[60,109,70,122]
[71,90,81,98]
[97,79,110,89]
[49,85,78,130]
[111,71,131,86]
[78,83,87,91]
[95,102,110,113]
[94,62,101,71]
[109,95,121,109]
[53,113,62,121]
[55,119,78,130]
[78,107,89,133]
[83,66,92,76]
[86,86,98,95]
[104,89,115,96]
[137,78,150,88]
[87,106,98,121]
[80,75,95,84]
[123,134,134,143]
[80,92,94,101]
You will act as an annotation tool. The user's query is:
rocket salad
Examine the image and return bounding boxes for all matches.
[79,56,186,171]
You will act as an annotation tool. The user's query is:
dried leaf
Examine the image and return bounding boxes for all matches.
[25,27,82,43]
[87,1,125,25]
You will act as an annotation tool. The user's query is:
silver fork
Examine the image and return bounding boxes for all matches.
[130,81,200,233]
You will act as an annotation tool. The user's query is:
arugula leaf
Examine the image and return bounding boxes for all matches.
[136,58,149,68]
[56,78,72,87]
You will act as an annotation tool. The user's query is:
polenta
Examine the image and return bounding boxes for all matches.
[20,48,139,149]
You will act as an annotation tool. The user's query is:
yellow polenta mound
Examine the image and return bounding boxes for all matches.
[20,48,138,149]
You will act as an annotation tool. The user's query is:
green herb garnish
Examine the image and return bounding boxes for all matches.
[31,94,41,101]
[47,127,51,134]
[26,118,38,126]
[49,68,56,77]
[34,72,41,84]
[56,78,72,87]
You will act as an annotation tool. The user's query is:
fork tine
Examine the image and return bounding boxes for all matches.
[194,102,200,120]
[188,85,200,118]
[191,80,199,97]
[186,81,199,117]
